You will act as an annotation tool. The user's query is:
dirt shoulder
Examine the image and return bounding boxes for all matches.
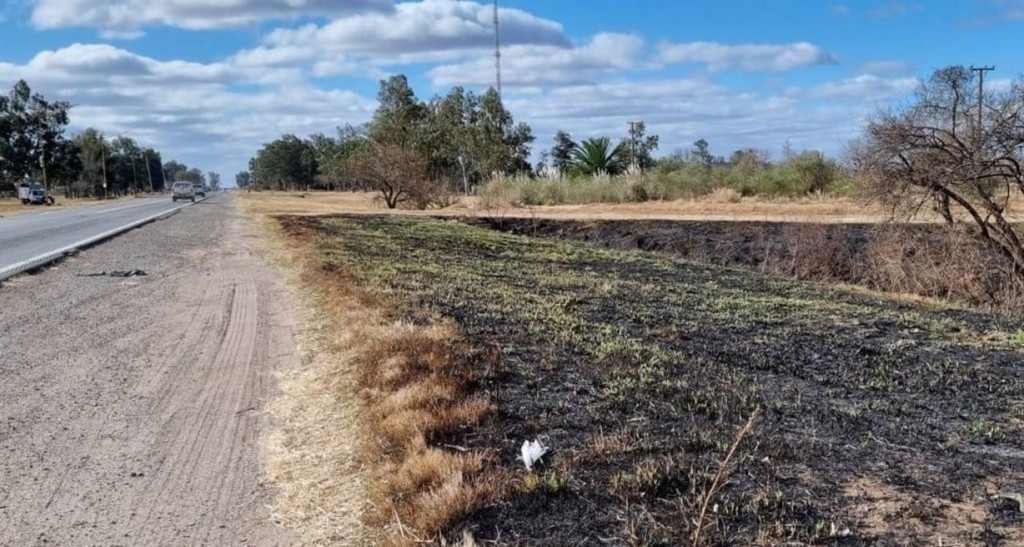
[0,194,296,545]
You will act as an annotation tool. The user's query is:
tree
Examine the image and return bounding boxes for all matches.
[48,139,83,196]
[75,128,110,197]
[692,138,713,168]
[110,136,144,194]
[235,171,251,189]
[550,131,576,177]
[369,75,427,149]
[0,80,73,190]
[729,148,771,177]
[625,121,659,173]
[207,172,220,190]
[852,65,1024,274]
[163,160,188,185]
[346,142,428,209]
[469,88,534,177]
[180,168,205,185]
[569,137,628,177]
[786,151,839,194]
[419,86,533,188]
[250,134,316,191]
[308,127,366,190]
[421,87,472,181]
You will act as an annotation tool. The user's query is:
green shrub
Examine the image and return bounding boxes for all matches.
[480,152,856,206]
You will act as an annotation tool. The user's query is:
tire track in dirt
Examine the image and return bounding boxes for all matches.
[0,194,295,546]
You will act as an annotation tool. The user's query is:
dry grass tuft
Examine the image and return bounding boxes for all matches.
[252,215,369,545]
[707,187,742,204]
[275,215,499,545]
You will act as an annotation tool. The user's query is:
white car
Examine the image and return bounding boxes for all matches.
[172,181,196,202]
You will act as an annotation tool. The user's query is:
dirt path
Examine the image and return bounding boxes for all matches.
[0,193,296,545]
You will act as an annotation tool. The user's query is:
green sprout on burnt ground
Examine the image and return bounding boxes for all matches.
[295,214,1024,545]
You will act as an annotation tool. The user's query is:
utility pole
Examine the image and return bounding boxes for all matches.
[39,147,48,192]
[101,144,108,200]
[144,150,154,193]
[970,65,995,148]
[493,0,502,100]
[628,121,639,172]
[37,104,49,192]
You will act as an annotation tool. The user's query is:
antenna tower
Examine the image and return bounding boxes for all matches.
[494,0,502,99]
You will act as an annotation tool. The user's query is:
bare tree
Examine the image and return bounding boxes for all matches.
[852,65,1024,273]
[346,142,429,209]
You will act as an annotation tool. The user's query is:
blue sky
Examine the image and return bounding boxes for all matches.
[0,0,1021,183]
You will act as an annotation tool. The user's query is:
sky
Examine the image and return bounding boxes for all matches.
[0,0,1022,184]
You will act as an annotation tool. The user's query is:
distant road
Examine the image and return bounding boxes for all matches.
[0,196,199,280]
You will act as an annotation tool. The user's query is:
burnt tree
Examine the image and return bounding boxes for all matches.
[853,66,1024,274]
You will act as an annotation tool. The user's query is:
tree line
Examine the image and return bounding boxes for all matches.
[242,75,534,207]
[242,73,852,207]
[0,80,216,199]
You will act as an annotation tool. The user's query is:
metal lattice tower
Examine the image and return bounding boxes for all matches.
[494,0,502,99]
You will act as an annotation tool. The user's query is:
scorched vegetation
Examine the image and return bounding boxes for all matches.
[282,214,1024,546]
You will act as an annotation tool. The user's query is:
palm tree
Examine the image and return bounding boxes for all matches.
[568,137,627,177]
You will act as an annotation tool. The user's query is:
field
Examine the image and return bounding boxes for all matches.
[469,218,1024,314]
[279,213,1024,545]
[239,190,893,223]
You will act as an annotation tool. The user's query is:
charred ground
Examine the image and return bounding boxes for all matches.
[467,217,1024,314]
[285,214,1024,546]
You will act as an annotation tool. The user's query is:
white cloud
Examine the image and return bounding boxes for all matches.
[0,0,929,182]
[258,0,567,68]
[0,43,376,182]
[506,73,919,159]
[809,74,918,100]
[428,33,644,87]
[656,41,836,72]
[0,44,241,85]
[30,0,394,35]
[857,60,914,77]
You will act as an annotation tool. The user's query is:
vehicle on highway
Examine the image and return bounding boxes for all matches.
[192,182,206,198]
[172,181,196,202]
[17,182,54,206]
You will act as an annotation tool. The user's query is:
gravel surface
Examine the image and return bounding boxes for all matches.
[0,193,296,545]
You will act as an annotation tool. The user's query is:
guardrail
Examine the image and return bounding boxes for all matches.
[0,197,202,282]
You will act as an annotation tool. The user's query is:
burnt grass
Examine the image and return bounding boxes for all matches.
[291,214,1024,546]
[468,217,878,268]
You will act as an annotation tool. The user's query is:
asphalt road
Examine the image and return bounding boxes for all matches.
[0,193,294,545]
[0,196,194,274]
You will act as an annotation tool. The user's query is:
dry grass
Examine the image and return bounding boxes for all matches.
[258,217,368,546]
[239,190,901,223]
[841,475,1023,544]
[706,187,742,204]
[274,216,499,545]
